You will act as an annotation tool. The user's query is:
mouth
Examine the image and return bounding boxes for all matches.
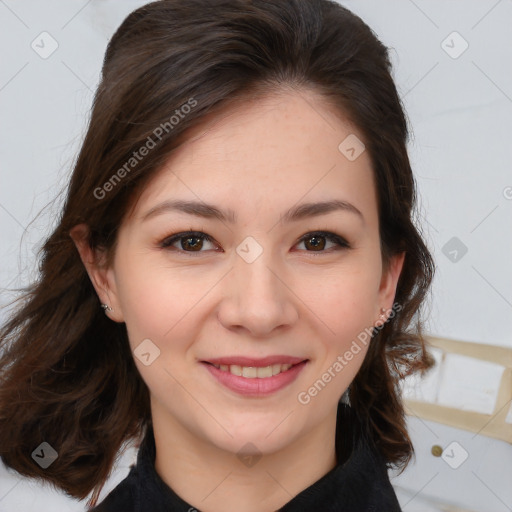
[200,356,309,396]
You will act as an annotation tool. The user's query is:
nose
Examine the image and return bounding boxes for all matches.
[217,250,299,338]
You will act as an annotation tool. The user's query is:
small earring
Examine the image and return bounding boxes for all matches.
[101,303,113,312]
[374,307,387,328]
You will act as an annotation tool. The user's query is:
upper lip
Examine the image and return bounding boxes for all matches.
[202,356,307,367]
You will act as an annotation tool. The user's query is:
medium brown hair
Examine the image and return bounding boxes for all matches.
[0,0,435,507]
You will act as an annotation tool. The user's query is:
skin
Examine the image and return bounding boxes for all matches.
[72,88,404,512]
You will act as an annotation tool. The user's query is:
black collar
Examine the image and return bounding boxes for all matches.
[93,402,402,511]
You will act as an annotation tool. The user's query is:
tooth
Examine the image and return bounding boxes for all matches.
[230,364,243,376]
[216,363,294,377]
[241,366,258,378]
[257,365,273,378]
[272,364,282,376]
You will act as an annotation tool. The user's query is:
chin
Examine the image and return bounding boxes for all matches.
[207,417,300,455]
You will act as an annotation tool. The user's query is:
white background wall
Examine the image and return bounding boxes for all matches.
[0,1,511,511]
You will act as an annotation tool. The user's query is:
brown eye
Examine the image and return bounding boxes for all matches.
[161,231,218,253]
[180,235,204,251]
[303,234,327,251]
[296,231,350,253]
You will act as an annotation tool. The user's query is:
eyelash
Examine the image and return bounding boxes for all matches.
[159,229,351,256]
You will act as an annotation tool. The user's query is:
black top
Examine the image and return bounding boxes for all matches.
[91,402,402,511]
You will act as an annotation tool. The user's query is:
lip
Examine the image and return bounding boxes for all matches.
[201,359,308,397]
[202,355,306,367]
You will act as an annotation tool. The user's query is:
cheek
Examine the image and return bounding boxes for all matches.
[302,274,376,395]
[295,260,380,393]
[302,259,381,338]
[114,253,213,350]
[113,255,208,397]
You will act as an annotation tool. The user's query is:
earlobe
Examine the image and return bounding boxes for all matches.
[69,224,124,322]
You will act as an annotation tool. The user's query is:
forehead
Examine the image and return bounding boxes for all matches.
[131,89,377,225]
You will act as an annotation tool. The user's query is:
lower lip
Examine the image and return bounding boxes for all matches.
[201,361,308,396]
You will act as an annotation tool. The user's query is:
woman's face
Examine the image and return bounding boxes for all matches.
[100,90,403,455]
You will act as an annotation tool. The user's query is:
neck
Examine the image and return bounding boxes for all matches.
[151,402,338,512]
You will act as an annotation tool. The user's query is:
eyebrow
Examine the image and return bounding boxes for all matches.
[141,199,364,224]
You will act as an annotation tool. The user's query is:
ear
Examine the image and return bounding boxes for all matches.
[69,223,125,322]
[375,251,405,324]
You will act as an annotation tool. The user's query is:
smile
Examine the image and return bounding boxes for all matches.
[201,359,309,396]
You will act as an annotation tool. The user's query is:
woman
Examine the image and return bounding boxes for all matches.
[0,0,435,510]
